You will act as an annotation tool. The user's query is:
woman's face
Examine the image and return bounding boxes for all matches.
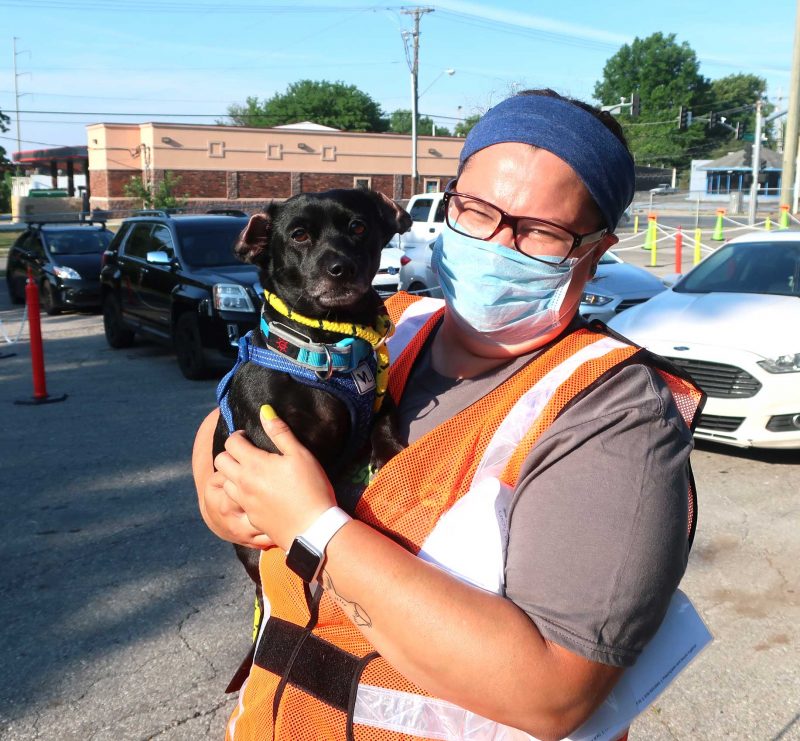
[447,142,617,355]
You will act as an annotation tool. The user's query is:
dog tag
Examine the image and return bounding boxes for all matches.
[351,362,376,395]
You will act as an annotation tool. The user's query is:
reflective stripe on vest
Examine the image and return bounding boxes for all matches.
[226,293,703,741]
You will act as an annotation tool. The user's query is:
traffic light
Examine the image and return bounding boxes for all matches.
[708,111,718,128]
[630,92,640,118]
[678,106,690,130]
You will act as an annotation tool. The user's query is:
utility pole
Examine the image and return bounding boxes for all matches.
[748,99,763,225]
[12,37,25,167]
[781,0,800,211]
[401,7,433,195]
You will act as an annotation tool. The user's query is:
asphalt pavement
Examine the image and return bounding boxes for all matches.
[0,238,798,740]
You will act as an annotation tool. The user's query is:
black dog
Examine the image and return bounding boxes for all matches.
[213,188,411,625]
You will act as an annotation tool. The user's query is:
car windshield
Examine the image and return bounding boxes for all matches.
[45,230,113,255]
[176,219,248,267]
[675,240,800,296]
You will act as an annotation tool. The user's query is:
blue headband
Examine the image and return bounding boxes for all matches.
[459,95,635,230]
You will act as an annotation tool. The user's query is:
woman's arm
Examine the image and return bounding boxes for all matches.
[214,407,621,741]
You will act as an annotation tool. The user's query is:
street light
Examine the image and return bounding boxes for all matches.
[420,68,455,97]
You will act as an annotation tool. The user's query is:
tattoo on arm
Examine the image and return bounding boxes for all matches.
[322,571,372,629]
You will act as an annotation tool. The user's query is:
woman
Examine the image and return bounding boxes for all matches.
[194,89,703,741]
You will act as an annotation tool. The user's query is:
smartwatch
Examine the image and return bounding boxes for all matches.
[285,506,352,583]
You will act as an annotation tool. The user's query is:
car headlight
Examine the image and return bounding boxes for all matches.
[213,284,255,313]
[581,292,614,306]
[53,265,81,280]
[757,353,800,374]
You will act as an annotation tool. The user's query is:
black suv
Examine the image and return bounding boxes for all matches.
[6,221,114,314]
[100,211,260,379]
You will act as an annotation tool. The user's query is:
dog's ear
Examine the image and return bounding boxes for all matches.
[372,191,413,236]
[234,209,273,264]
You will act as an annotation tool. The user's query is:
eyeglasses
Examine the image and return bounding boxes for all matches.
[443,180,607,265]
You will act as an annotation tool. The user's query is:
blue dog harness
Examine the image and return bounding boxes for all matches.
[216,318,379,465]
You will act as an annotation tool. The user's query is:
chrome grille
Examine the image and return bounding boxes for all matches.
[697,414,744,432]
[664,357,762,398]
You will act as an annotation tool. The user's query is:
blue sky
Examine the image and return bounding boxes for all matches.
[0,0,795,155]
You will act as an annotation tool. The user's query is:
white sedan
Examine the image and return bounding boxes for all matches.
[609,231,800,449]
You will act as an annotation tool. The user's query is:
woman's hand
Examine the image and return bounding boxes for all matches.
[213,405,337,552]
[193,408,274,549]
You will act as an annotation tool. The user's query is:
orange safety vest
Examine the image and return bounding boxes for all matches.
[226,293,704,741]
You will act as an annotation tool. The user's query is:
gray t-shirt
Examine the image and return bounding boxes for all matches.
[396,324,693,668]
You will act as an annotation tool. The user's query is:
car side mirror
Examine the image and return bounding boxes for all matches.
[146,250,172,265]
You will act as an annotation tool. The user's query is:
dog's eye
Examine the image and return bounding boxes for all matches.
[350,220,367,236]
[291,228,309,243]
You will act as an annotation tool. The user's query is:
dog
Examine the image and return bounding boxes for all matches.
[213,188,411,631]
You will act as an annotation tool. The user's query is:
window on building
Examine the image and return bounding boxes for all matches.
[424,179,440,193]
[354,177,371,189]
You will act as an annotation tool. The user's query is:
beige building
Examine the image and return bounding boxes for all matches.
[87,121,464,213]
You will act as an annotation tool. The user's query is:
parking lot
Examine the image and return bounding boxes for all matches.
[0,228,798,740]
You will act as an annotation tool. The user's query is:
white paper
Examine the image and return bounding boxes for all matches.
[565,590,713,741]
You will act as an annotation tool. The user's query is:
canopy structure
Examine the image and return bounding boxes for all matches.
[12,145,89,197]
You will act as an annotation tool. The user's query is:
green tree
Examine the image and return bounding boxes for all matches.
[454,114,481,138]
[706,74,771,152]
[0,108,11,213]
[123,171,187,210]
[389,109,451,136]
[594,32,710,168]
[225,80,389,132]
[0,171,12,214]
[0,107,10,164]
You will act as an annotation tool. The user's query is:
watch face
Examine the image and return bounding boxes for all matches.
[286,537,322,582]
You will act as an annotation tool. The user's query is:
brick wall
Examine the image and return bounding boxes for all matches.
[91,170,137,198]
[300,173,356,191]
[90,169,108,198]
[159,170,227,199]
[239,171,291,199]
[89,168,445,213]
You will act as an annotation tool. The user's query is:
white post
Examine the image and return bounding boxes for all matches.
[411,69,418,193]
[748,99,763,225]
[793,136,800,213]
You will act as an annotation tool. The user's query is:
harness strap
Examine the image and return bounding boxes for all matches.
[216,331,377,464]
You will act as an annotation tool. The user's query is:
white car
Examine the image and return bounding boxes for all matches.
[609,231,800,449]
[398,238,442,298]
[372,244,403,298]
[580,251,666,322]
[649,184,679,195]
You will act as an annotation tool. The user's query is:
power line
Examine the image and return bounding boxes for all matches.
[0,1,387,12]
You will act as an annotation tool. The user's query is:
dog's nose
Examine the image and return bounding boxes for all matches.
[323,255,357,280]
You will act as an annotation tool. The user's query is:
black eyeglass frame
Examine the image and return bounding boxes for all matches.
[443,179,608,265]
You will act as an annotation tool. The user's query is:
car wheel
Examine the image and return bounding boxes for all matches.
[6,275,25,305]
[103,294,135,348]
[41,281,62,315]
[174,312,211,380]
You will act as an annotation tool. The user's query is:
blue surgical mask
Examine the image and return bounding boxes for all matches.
[431,223,591,345]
